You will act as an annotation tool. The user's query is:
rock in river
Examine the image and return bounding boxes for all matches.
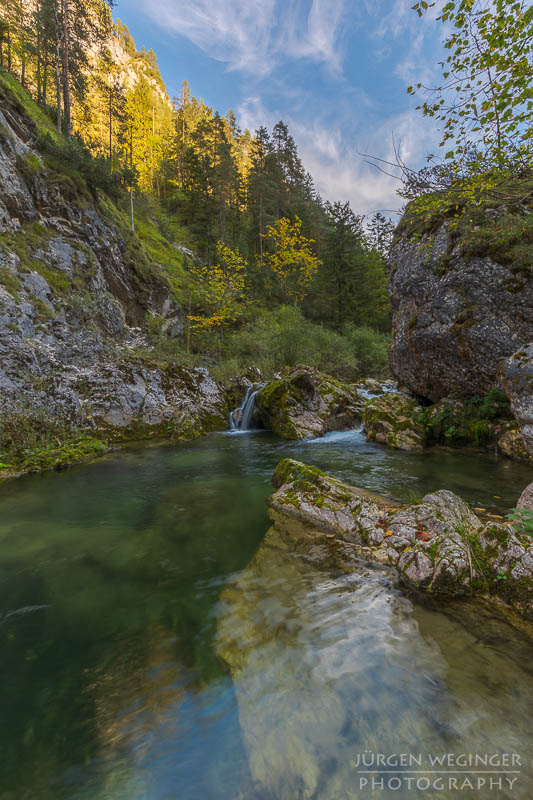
[269,458,533,618]
[255,366,364,440]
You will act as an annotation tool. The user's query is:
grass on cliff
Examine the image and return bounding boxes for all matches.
[394,172,533,272]
[0,410,108,475]
[0,69,61,142]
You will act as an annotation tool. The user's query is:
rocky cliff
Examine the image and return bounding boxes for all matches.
[388,223,533,402]
[0,73,227,470]
[388,198,533,457]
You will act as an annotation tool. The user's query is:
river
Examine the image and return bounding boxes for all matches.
[0,429,532,798]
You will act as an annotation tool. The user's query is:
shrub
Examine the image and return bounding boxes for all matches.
[37,132,137,197]
[205,306,389,382]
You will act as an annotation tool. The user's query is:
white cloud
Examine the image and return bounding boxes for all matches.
[135,0,348,77]
[238,95,439,216]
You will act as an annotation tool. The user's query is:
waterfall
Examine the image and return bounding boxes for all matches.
[240,389,259,430]
[229,385,263,432]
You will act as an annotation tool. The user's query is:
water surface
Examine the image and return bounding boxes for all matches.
[0,430,532,798]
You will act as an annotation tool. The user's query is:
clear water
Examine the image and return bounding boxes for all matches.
[0,430,532,799]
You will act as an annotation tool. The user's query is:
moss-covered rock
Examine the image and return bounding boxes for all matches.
[388,209,533,402]
[269,458,533,618]
[362,392,425,451]
[256,366,364,440]
[498,424,533,464]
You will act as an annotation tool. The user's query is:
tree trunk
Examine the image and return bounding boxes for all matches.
[109,91,112,165]
[61,0,71,137]
[21,26,26,87]
[36,26,42,103]
[43,52,48,104]
[53,0,62,133]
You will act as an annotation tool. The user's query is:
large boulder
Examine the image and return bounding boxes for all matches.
[256,367,364,440]
[269,458,533,617]
[498,425,533,464]
[362,391,425,451]
[388,224,533,402]
[501,344,533,457]
[517,483,533,511]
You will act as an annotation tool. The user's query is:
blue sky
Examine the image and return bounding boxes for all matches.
[119,0,446,217]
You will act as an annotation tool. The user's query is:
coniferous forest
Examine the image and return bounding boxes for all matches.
[0,1,393,381]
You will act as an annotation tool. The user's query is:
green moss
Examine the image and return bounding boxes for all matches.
[394,174,533,271]
[32,297,55,321]
[0,435,108,477]
[0,266,22,295]
[272,458,327,489]
[16,151,44,180]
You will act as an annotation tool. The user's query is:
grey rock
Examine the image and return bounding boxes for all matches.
[0,80,225,444]
[269,459,533,618]
[517,483,533,511]
[256,366,364,440]
[501,344,533,456]
[388,225,533,401]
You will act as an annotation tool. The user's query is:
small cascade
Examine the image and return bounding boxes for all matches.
[229,384,264,432]
[240,389,260,430]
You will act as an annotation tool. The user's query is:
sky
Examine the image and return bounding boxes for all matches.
[119,0,447,218]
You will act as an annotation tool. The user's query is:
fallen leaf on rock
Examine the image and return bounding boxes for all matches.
[415,530,431,541]
[385,530,394,537]
[326,534,336,539]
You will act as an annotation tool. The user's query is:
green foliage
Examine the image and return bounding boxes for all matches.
[1,28,392,385]
[37,132,136,197]
[422,388,511,446]
[208,306,389,382]
[410,0,533,169]
[0,69,60,141]
[343,324,390,377]
[506,508,533,539]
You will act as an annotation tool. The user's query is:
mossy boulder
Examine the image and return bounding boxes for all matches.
[422,389,511,449]
[388,216,533,402]
[498,424,533,464]
[362,392,425,451]
[501,344,533,458]
[269,458,533,618]
[256,366,364,440]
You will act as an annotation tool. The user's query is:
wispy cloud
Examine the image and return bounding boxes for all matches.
[129,0,446,214]
[238,95,439,217]
[136,0,348,77]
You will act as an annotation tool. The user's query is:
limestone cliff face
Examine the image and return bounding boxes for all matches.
[388,225,533,402]
[0,81,227,438]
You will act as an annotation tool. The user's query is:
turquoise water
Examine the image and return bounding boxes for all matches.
[0,429,532,799]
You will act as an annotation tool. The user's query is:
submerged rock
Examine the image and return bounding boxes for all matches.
[362,391,425,451]
[256,366,364,440]
[269,458,533,618]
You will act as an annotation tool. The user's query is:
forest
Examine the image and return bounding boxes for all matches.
[0,0,393,381]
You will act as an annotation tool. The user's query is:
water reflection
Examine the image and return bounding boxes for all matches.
[0,431,531,798]
[216,515,533,799]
